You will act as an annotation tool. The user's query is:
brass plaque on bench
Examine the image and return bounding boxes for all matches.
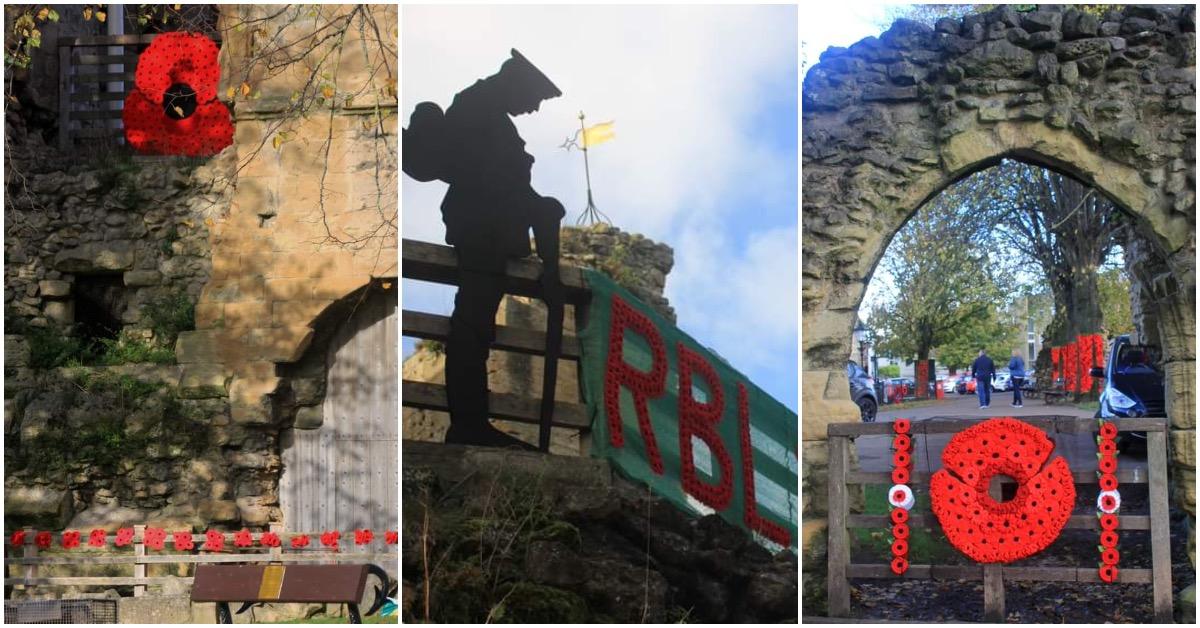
[191,564,370,603]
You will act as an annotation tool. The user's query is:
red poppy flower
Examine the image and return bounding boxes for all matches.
[290,534,311,549]
[1100,530,1119,548]
[354,529,374,545]
[930,418,1075,563]
[1099,422,1118,440]
[61,530,81,549]
[893,523,910,540]
[35,531,52,549]
[890,556,909,575]
[893,434,912,452]
[1099,493,1118,512]
[385,531,398,545]
[124,89,233,156]
[203,530,225,552]
[88,529,107,548]
[1099,513,1119,531]
[233,529,254,548]
[144,528,166,551]
[124,31,232,156]
[10,530,26,547]
[892,467,910,484]
[1099,473,1118,492]
[892,451,911,468]
[894,419,911,434]
[1101,548,1120,565]
[260,532,281,548]
[1099,564,1119,583]
[173,531,195,551]
[134,32,221,104]
[115,528,135,547]
[1099,439,1117,455]
[891,508,909,525]
[891,538,909,556]
[1098,454,1117,474]
[320,530,340,550]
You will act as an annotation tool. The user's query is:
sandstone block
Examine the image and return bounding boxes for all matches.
[38,279,71,298]
[294,405,323,429]
[5,486,74,527]
[179,364,230,399]
[224,300,273,329]
[250,326,314,362]
[1172,428,1197,469]
[198,499,239,523]
[235,496,275,525]
[5,335,30,367]
[43,300,74,325]
[53,241,135,272]
[123,270,162,287]
[175,330,224,364]
[272,299,333,327]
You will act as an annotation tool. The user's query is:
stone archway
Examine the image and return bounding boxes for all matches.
[801,5,1195,611]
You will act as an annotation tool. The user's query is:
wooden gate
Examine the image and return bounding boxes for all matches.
[281,290,398,533]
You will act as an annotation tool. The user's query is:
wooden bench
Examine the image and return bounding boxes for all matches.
[825,416,1172,622]
[191,563,389,623]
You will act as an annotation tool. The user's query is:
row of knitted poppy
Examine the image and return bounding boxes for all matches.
[9,528,399,551]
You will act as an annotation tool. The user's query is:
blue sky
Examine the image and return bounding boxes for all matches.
[402,5,798,410]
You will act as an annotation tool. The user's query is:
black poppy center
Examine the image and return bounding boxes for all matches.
[163,83,198,120]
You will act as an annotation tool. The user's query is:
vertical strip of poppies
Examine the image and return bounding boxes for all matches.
[1097,419,1121,582]
[888,418,914,575]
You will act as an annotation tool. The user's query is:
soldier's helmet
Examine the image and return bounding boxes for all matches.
[499,48,562,102]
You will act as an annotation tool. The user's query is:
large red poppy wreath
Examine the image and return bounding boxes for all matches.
[123,32,233,156]
[930,418,1075,563]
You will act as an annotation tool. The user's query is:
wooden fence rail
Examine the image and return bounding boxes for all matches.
[5,524,398,596]
[400,238,593,453]
[826,416,1172,623]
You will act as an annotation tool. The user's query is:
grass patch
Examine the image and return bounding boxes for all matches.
[850,484,959,565]
[140,289,195,347]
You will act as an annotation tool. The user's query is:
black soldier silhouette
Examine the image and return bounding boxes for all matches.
[404,49,566,450]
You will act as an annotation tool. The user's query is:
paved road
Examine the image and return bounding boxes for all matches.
[858,394,1149,478]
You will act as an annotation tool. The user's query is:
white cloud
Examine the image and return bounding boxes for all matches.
[402,5,796,405]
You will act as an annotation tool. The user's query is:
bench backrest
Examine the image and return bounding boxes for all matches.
[825,415,1172,622]
[191,564,369,604]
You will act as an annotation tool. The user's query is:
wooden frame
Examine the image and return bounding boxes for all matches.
[826,416,1172,622]
[400,238,593,453]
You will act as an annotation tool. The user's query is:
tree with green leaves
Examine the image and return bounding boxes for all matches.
[867,186,1013,367]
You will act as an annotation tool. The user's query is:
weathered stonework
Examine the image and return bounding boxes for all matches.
[803,5,1195,613]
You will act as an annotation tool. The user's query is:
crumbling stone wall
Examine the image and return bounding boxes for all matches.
[402,224,675,453]
[178,4,398,434]
[802,5,1195,612]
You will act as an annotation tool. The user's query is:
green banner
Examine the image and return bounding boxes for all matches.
[577,269,797,551]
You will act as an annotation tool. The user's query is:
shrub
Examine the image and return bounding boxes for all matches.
[27,327,86,369]
[140,290,195,347]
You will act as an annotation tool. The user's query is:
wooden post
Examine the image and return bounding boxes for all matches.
[826,435,851,617]
[22,526,36,587]
[133,524,146,597]
[984,479,1005,622]
[270,523,284,562]
[58,46,71,151]
[1146,429,1173,622]
[573,302,592,456]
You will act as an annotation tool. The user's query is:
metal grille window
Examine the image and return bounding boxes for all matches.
[4,599,118,624]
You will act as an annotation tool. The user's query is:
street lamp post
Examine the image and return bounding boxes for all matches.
[853,320,868,373]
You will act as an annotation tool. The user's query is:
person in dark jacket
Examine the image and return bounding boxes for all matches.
[1008,349,1026,408]
[971,348,996,409]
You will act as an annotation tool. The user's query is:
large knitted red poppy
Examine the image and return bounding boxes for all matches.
[124,31,232,156]
[930,418,1075,563]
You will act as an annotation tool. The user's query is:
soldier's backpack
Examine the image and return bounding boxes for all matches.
[402,101,450,183]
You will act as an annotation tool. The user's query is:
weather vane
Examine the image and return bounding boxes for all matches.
[561,111,614,226]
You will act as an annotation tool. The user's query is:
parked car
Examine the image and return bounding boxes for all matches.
[886,377,916,403]
[955,376,977,395]
[992,371,1012,392]
[847,361,877,422]
[1093,335,1164,450]
[941,377,957,393]
[1021,370,1037,391]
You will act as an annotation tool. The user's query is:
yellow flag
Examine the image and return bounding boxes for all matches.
[582,121,615,148]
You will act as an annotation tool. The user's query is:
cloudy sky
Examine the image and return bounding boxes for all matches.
[402,4,798,410]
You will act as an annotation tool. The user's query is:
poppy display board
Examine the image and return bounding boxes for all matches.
[576,269,798,550]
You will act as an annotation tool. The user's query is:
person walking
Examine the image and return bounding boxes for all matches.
[1008,349,1026,408]
[971,348,996,409]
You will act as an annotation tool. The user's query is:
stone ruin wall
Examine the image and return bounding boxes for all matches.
[802,4,1196,610]
[402,225,675,455]
[3,4,398,535]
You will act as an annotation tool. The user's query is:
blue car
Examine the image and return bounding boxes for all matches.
[1093,335,1164,446]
